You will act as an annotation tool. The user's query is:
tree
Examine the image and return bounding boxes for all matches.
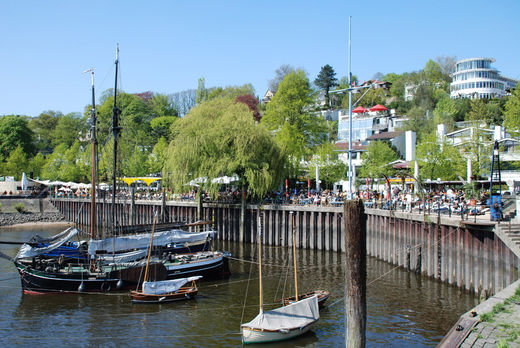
[0,115,34,158]
[467,99,494,125]
[150,93,178,117]
[164,98,284,198]
[147,137,168,175]
[52,112,85,147]
[235,94,261,122]
[206,84,255,101]
[29,110,61,152]
[504,82,520,133]
[416,132,465,180]
[268,64,295,93]
[314,64,338,109]
[196,77,208,104]
[308,142,347,189]
[358,141,399,178]
[5,145,28,180]
[150,116,178,141]
[403,106,434,140]
[169,89,197,116]
[30,153,46,179]
[262,70,327,172]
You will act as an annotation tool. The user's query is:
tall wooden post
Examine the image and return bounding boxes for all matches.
[130,187,135,226]
[344,199,367,348]
[240,187,246,242]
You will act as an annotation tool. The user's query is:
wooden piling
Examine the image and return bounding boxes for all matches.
[344,200,367,348]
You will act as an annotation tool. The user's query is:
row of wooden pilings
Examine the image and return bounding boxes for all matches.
[51,197,519,296]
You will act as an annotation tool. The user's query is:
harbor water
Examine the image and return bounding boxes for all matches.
[0,224,478,347]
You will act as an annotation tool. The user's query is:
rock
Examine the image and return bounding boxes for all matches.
[0,212,65,227]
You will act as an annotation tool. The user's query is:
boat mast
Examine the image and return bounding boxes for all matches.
[111,44,121,237]
[258,209,263,313]
[292,213,299,302]
[142,213,157,286]
[85,68,97,240]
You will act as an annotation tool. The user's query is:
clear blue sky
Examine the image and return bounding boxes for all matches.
[1,0,519,117]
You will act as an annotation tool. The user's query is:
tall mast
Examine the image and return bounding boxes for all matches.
[258,209,263,313]
[111,44,121,236]
[292,213,299,302]
[84,68,97,240]
[348,16,353,199]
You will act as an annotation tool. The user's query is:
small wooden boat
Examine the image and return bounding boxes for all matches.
[130,214,202,304]
[283,289,330,309]
[130,276,201,304]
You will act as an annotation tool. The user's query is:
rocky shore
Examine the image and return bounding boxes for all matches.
[0,212,66,227]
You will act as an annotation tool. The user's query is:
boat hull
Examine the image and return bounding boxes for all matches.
[130,287,198,303]
[164,253,230,280]
[241,320,317,344]
[15,261,122,293]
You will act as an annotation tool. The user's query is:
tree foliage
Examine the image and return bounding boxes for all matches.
[5,145,28,180]
[358,141,399,178]
[308,142,346,188]
[164,98,284,198]
[262,70,327,173]
[504,82,520,133]
[268,64,295,93]
[0,115,34,158]
[416,132,465,180]
[314,64,338,109]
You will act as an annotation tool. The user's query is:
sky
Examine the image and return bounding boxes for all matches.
[1,0,519,117]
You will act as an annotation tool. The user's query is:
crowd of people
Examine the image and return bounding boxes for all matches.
[49,184,505,218]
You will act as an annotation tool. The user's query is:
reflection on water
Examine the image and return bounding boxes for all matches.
[0,225,477,347]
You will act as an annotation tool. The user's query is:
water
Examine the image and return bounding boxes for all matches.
[0,224,478,347]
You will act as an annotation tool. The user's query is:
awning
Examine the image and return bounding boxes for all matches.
[120,177,162,186]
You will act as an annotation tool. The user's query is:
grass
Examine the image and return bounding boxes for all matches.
[13,203,26,213]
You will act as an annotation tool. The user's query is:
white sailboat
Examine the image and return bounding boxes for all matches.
[240,210,319,344]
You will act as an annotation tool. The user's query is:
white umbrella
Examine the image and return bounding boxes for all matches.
[21,172,28,191]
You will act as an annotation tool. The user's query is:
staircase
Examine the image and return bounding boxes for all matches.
[495,223,520,260]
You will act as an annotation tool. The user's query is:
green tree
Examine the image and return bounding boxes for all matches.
[314,64,338,109]
[0,115,34,158]
[416,132,465,180]
[5,145,28,180]
[308,142,347,188]
[164,98,284,198]
[30,153,46,179]
[147,137,168,175]
[504,82,520,133]
[123,145,149,177]
[206,84,255,101]
[29,110,61,152]
[262,70,327,173]
[467,99,494,125]
[403,106,434,140]
[52,112,85,147]
[358,141,399,178]
[150,116,178,141]
[150,93,178,117]
[196,77,208,104]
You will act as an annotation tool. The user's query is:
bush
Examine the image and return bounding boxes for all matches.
[0,202,2,212]
[14,203,26,213]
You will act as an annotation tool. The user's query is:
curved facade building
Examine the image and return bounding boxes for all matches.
[450,58,517,99]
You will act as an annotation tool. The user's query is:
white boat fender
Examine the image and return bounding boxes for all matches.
[116,279,124,289]
[78,282,85,292]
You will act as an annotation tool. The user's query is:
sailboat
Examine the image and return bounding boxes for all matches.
[282,213,330,309]
[240,210,320,344]
[130,214,201,303]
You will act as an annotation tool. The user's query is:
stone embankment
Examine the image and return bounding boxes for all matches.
[0,212,65,227]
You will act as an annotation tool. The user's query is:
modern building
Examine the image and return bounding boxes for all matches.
[450,58,518,100]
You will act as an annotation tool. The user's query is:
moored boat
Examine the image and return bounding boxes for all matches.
[130,277,201,303]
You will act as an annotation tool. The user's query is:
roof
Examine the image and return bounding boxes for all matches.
[366,131,404,141]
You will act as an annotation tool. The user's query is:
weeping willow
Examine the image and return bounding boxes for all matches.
[164,98,285,198]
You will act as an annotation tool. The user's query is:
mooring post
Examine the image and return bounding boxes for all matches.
[344,199,367,348]
[130,187,135,226]
[161,187,166,223]
[240,188,246,242]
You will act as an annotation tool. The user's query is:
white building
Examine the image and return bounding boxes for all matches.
[450,58,518,100]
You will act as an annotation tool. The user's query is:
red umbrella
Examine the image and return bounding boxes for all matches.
[370,104,388,112]
[352,106,368,114]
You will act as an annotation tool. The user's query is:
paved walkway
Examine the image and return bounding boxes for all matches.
[461,300,520,347]
[440,280,520,347]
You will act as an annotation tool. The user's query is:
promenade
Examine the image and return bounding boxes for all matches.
[440,279,520,347]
